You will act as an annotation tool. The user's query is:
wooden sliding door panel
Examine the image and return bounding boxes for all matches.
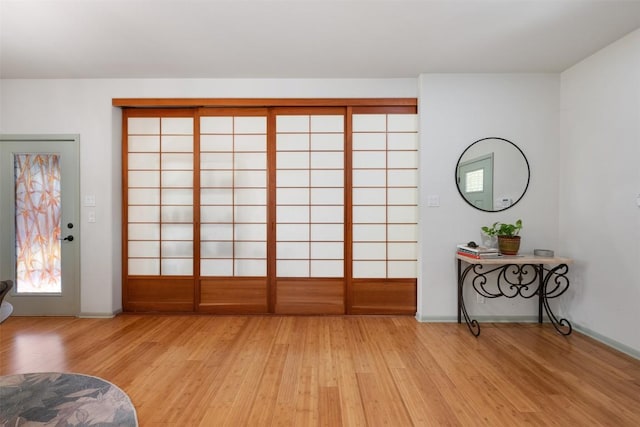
[348,112,418,314]
[275,279,344,314]
[274,111,346,314]
[350,279,417,315]
[125,277,194,312]
[123,110,196,312]
[199,278,268,313]
[197,111,269,312]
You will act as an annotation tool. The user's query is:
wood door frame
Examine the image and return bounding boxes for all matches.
[119,99,418,315]
[113,98,417,108]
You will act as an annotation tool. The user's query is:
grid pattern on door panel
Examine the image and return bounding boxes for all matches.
[200,116,267,277]
[351,114,418,279]
[127,117,194,276]
[275,115,345,278]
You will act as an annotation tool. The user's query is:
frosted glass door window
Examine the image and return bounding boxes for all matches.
[14,154,62,293]
[200,116,267,277]
[276,115,344,278]
[352,114,418,278]
[127,117,194,276]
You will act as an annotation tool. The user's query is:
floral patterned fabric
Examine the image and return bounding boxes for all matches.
[0,372,137,426]
[14,154,62,293]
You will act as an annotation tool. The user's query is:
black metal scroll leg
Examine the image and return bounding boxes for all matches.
[458,261,481,337]
[542,265,573,336]
[538,264,543,323]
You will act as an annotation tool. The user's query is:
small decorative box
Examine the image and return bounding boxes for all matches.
[534,249,554,257]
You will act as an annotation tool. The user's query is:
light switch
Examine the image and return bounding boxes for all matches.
[84,195,96,207]
[427,195,440,207]
[88,211,96,223]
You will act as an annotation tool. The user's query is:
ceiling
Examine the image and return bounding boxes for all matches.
[2,0,640,79]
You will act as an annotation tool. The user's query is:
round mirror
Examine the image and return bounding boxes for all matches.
[455,137,530,212]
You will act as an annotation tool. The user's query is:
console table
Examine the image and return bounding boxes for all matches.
[456,254,573,337]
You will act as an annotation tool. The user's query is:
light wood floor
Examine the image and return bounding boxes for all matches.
[1,316,639,426]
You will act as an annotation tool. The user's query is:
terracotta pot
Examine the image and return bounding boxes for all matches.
[498,235,521,255]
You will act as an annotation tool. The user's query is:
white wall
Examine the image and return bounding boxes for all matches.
[0,78,417,315]
[417,74,561,320]
[3,66,635,357]
[560,29,640,353]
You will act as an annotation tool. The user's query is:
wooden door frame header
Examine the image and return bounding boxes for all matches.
[112,98,417,108]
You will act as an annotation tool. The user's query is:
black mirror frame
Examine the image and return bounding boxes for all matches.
[455,137,530,213]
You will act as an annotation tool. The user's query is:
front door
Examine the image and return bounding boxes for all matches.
[0,135,80,315]
[457,153,494,211]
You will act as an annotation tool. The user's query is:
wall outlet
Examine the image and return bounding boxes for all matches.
[476,294,485,304]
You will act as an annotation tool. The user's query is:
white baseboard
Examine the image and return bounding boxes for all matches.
[77,309,121,319]
[573,322,640,360]
[415,314,539,323]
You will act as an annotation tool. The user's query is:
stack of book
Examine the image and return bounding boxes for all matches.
[456,244,501,259]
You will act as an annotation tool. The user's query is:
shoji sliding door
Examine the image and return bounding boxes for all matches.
[124,110,195,311]
[274,110,345,314]
[198,110,269,313]
[350,111,418,314]
[121,100,417,315]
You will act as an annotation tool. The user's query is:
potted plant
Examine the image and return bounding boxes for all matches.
[482,219,522,255]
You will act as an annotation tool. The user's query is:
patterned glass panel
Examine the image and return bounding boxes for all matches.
[14,154,62,293]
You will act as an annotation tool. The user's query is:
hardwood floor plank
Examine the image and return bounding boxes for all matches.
[245,343,288,426]
[1,316,640,426]
[318,386,343,426]
[225,318,283,426]
[333,321,369,426]
[356,372,413,426]
[389,367,458,426]
[294,365,319,426]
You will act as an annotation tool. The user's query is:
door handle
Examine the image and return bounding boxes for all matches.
[61,235,74,242]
